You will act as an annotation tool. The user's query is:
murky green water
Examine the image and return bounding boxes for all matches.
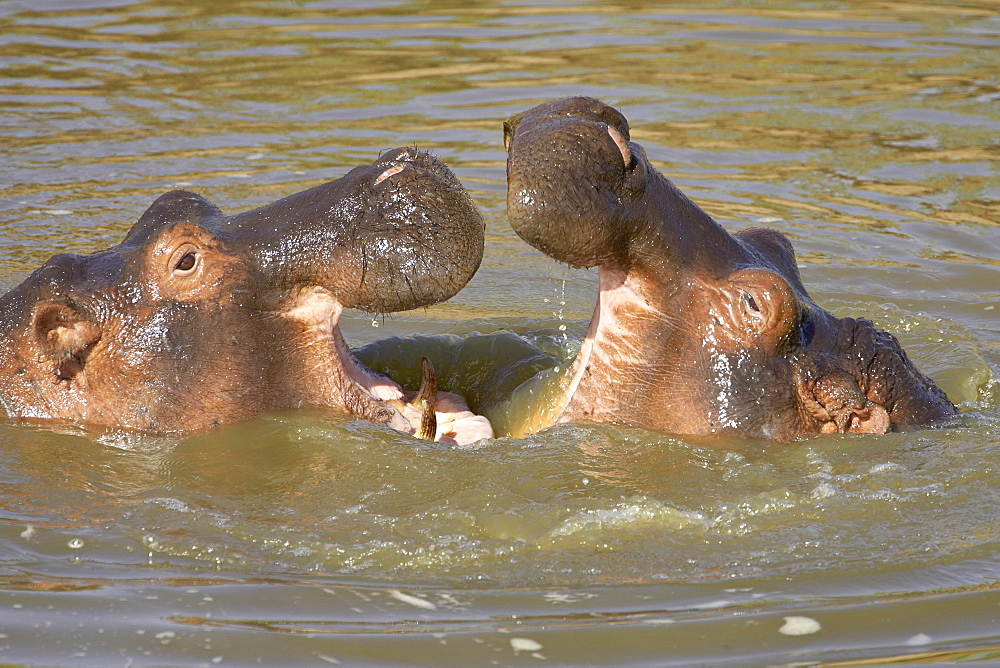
[1,1,998,665]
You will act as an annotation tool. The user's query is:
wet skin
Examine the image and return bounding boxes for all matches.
[504,97,956,441]
[0,147,493,444]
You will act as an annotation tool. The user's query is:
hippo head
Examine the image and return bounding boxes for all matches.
[505,97,955,441]
[0,148,486,436]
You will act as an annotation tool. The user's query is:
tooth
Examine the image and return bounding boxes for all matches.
[413,357,438,440]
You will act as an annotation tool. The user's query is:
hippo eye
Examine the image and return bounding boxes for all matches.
[175,252,197,273]
[743,292,760,313]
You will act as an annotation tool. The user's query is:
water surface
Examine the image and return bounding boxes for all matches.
[0,1,998,665]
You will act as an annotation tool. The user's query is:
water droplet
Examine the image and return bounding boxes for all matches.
[67,538,84,549]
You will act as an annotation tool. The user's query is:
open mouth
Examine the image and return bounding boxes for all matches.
[337,338,492,446]
[330,318,439,441]
[280,283,493,445]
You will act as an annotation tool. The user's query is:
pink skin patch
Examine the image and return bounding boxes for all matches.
[283,286,405,403]
[606,125,631,167]
[331,331,406,402]
[562,267,650,415]
[374,163,408,185]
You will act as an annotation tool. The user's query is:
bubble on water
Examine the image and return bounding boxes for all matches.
[389,589,437,610]
[811,482,837,500]
[510,637,543,652]
[779,616,821,636]
[869,462,901,474]
[543,591,597,604]
[906,632,932,646]
[694,599,734,610]
[552,497,709,538]
[67,538,84,549]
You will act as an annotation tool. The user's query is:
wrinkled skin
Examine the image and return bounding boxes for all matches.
[505,97,956,441]
[0,147,493,444]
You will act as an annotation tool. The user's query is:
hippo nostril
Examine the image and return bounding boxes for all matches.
[606,125,631,168]
[32,301,101,363]
[375,163,408,185]
[56,355,86,383]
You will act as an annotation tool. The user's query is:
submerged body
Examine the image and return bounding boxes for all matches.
[504,97,956,440]
[0,148,492,444]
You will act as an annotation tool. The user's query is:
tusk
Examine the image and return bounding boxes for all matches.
[413,357,438,440]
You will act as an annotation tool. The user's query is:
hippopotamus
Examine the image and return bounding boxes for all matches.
[0,147,492,444]
[504,97,956,441]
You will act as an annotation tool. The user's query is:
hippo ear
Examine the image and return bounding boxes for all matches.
[724,268,799,351]
[32,301,101,380]
[143,222,241,303]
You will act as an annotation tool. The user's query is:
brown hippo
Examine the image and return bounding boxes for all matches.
[504,97,956,441]
[0,147,492,444]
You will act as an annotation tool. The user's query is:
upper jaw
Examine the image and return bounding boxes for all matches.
[505,101,646,272]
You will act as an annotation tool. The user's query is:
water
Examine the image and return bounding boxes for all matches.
[1,1,998,664]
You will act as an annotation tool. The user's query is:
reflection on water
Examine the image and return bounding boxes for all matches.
[0,0,998,665]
